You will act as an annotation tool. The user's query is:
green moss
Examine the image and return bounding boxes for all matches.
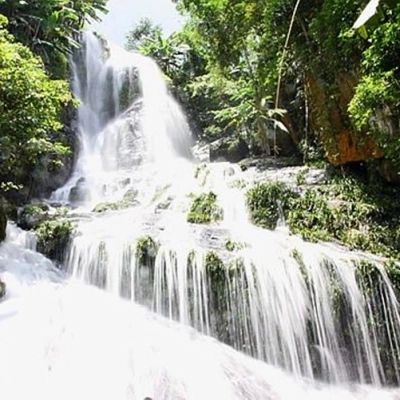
[35,220,75,262]
[205,251,224,278]
[18,203,50,230]
[187,192,223,224]
[23,203,50,215]
[225,239,246,252]
[92,201,123,213]
[136,236,159,267]
[247,171,400,258]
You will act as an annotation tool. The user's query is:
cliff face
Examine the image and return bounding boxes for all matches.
[305,73,382,166]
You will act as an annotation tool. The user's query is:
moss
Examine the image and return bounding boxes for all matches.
[246,170,400,258]
[92,191,138,213]
[187,192,223,224]
[18,203,50,230]
[92,201,123,213]
[35,220,75,262]
[205,251,225,284]
[225,239,246,252]
[136,236,159,267]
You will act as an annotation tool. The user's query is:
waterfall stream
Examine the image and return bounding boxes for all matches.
[1,33,400,399]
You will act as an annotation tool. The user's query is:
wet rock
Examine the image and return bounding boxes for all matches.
[68,178,89,204]
[210,137,249,163]
[0,280,6,299]
[192,142,210,163]
[0,206,6,242]
[378,160,400,185]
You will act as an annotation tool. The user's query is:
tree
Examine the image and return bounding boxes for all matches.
[0,15,73,196]
[0,0,107,74]
[125,17,162,51]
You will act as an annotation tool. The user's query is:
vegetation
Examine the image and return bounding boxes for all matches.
[18,203,50,230]
[247,169,400,258]
[0,0,107,76]
[136,235,159,267]
[187,192,223,224]
[205,251,225,283]
[35,219,75,262]
[123,1,400,175]
[0,15,72,197]
[0,1,106,205]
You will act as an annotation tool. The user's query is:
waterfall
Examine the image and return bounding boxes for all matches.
[1,32,400,398]
[51,32,193,207]
[60,33,400,386]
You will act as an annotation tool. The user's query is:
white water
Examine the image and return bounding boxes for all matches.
[1,225,400,400]
[2,32,399,397]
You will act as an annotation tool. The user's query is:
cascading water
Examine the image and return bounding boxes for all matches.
[2,225,400,400]
[1,32,400,399]
[61,33,400,386]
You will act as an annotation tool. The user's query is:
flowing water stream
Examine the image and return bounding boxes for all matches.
[1,33,400,399]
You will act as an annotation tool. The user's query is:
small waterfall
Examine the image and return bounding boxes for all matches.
[42,31,400,391]
[52,32,192,207]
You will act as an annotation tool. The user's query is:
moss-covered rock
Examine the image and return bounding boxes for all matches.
[205,251,225,284]
[35,220,75,263]
[246,170,400,258]
[187,192,223,224]
[68,177,89,204]
[92,189,139,213]
[18,203,50,230]
[92,202,123,213]
[136,236,159,267]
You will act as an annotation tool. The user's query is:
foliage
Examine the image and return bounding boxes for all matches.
[125,17,162,52]
[35,219,75,262]
[187,192,223,224]
[349,2,400,166]
[0,0,107,74]
[0,16,73,195]
[171,0,400,167]
[246,182,299,229]
[246,169,400,257]
[205,251,225,284]
[17,203,50,230]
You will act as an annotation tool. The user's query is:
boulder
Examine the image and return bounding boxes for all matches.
[18,203,49,230]
[68,177,89,204]
[210,137,249,163]
[265,124,298,156]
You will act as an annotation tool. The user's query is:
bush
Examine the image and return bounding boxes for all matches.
[246,182,299,229]
[35,220,75,262]
[187,192,223,224]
